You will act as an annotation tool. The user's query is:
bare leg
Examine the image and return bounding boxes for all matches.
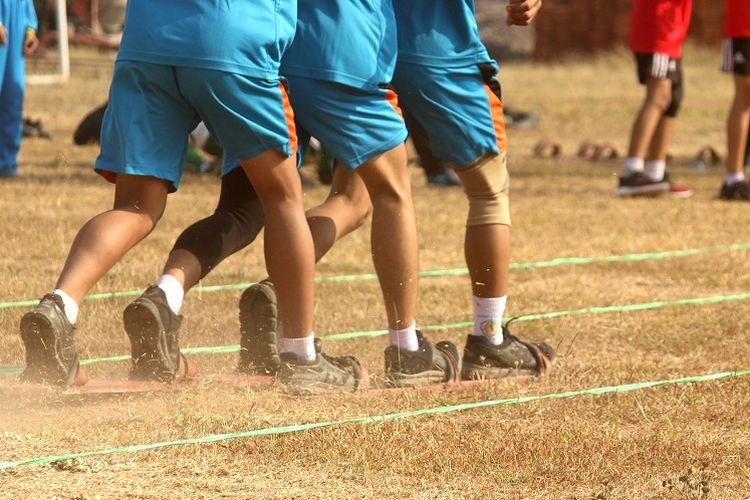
[55,174,169,302]
[240,150,314,339]
[727,75,750,176]
[355,144,418,330]
[306,164,372,262]
[646,116,675,162]
[463,224,510,298]
[627,78,673,160]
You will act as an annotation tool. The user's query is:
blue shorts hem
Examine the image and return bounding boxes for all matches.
[338,129,408,170]
[94,161,182,193]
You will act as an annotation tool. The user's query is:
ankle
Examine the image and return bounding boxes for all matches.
[281,335,316,362]
[471,295,506,345]
[388,321,418,352]
[725,172,746,186]
[52,288,79,324]
[623,157,644,174]
[644,160,666,182]
[156,274,185,314]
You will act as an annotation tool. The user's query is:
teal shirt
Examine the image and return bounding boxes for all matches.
[394,0,491,67]
[281,0,397,89]
[0,0,38,32]
[117,0,296,78]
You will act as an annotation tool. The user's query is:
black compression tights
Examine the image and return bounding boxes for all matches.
[171,167,265,281]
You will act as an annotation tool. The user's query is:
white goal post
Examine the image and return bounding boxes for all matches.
[26,0,70,85]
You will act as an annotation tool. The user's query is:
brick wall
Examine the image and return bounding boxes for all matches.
[534,0,725,61]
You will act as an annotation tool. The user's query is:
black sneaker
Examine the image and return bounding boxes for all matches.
[719,180,750,201]
[278,344,364,396]
[384,331,460,388]
[462,326,555,380]
[238,280,282,375]
[124,286,191,382]
[20,294,85,386]
[616,171,670,197]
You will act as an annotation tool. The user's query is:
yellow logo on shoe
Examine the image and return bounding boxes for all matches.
[480,320,500,336]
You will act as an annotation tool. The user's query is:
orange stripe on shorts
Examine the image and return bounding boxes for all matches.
[483,84,507,154]
[279,83,298,154]
[385,88,404,120]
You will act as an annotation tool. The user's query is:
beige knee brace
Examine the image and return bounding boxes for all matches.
[454,153,511,227]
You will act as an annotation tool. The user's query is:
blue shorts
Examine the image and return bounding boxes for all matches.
[285,76,407,169]
[95,61,296,192]
[392,61,506,165]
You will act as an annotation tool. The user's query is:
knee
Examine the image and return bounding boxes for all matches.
[456,154,511,227]
[112,177,169,230]
[647,86,674,112]
[663,84,683,118]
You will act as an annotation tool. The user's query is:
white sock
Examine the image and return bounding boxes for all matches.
[156,274,184,314]
[472,295,507,345]
[388,321,419,352]
[52,288,79,325]
[644,160,666,182]
[725,172,746,186]
[281,335,316,363]
[623,157,644,174]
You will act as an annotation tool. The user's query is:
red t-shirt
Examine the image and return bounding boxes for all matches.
[629,0,693,58]
[725,0,750,38]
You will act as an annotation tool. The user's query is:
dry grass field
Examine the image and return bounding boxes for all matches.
[1,45,749,498]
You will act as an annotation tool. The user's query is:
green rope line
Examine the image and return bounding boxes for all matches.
[1,369,747,471]
[2,242,749,310]
[1,291,749,376]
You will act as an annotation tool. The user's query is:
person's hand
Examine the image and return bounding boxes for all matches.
[506,0,542,26]
[23,29,39,55]
[0,24,7,46]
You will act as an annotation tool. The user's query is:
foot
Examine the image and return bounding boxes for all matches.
[20,294,86,386]
[662,173,693,199]
[461,326,555,380]
[124,286,193,382]
[279,344,364,396]
[616,171,670,197]
[719,180,750,201]
[384,331,460,388]
[238,279,282,375]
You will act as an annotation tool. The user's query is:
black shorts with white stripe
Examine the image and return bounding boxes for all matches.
[722,38,750,76]
[634,52,684,117]
[635,52,682,85]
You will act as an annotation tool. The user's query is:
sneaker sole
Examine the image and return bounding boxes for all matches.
[616,181,670,197]
[385,369,448,388]
[238,282,280,375]
[461,362,541,381]
[668,189,694,199]
[20,312,83,386]
[123,300,175,382]
[281,377,360,396]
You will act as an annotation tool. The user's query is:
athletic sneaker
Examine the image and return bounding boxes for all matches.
[462,327,555,380]
[719,180,750,201]
[384,330,460,388]
[616,171,670,197]
[124,286,190,382]
[238,279,282,375]
[662,173,693,199]
[279,346,364,396]
[20,294,85,386]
